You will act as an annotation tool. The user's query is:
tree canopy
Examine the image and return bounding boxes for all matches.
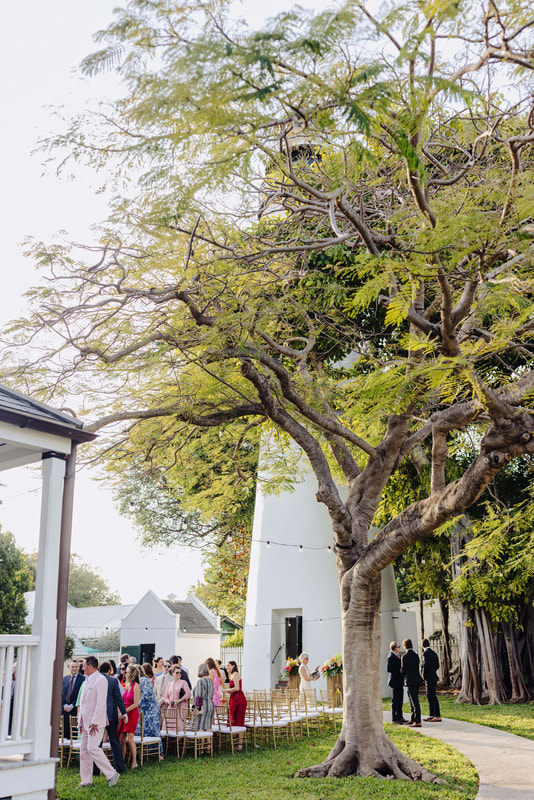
[0,528,32,635]
[3,0,534,782]
[67,554,121,608]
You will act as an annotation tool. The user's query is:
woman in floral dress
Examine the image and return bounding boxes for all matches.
[136,666,163,758]
[206,657,224,707]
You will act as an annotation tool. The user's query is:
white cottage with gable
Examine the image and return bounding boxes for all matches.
[0,383,95,800]
[120,591,222,672]
[243,446,416,695]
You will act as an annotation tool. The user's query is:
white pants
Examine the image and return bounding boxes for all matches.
[80,725,116,784]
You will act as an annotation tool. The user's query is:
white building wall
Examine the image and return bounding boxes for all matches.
[121,591,177,659]
[243,449,418,696]
[243,460,342,691]
[176,635,221,683]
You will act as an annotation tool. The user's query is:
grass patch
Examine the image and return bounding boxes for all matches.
[57,726,477,800]
[383,692,534,740]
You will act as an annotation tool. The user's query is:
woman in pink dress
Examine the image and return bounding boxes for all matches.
[160,665,191,731]
[118,664,141,769]
[206,657,224,707]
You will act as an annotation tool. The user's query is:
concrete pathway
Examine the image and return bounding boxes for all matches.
[383,711,534,799]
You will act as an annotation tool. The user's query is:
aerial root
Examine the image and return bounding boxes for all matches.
[297,739,446,783]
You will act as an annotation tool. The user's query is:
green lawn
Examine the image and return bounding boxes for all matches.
[57,725,478,800]
[382,692,534,740]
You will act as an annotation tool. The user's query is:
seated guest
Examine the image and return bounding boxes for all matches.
[160,665,191,731]
[61,660,85,738]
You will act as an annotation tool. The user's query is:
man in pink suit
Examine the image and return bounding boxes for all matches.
[78,656,120,788]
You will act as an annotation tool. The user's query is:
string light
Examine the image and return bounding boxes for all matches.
[254,537,335,551]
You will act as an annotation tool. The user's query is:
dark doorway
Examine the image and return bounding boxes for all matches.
[285,616,302,659]
[140,642,155,665]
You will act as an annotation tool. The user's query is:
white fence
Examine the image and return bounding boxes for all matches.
[0,634,40,757]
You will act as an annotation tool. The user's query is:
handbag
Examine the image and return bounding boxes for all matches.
[194,694,203,709]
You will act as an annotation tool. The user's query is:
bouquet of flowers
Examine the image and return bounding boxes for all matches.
[283,657,300,677]
[321,653,343,677]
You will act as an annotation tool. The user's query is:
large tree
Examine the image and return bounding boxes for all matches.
[0,528,32,635]
[4,0,534,782]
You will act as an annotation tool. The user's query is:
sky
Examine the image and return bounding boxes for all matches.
[0,0,334,604]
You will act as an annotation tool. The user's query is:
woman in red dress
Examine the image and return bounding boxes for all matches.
[119,664,141,769]
[226,660,246,749]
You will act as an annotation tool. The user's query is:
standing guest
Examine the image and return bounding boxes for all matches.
[120,654,130,666]
[401,638,422,727]
[93,662,127,776]
[119,664,141,769]
[387,642,406,724]
[62,660,85,738]
[137,665,163,759]
[78,656,119,788]
[171,655,191,689]
[192,663,215,736]
[143,663,155,685]
[161,665,191,731]
[217,660,229,683]
[226,661,246,750]
[298,652,320,702]
[421,638,442,722]
[154,661,172,702]
[153,657,164,678]
[118,663,127,690]
[108,659,118,677]
[206,657,224,706]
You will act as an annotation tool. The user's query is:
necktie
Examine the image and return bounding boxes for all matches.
[66,675,74,703]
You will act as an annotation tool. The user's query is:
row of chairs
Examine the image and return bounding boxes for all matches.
[59,688,343,768]
[59,711,162,768]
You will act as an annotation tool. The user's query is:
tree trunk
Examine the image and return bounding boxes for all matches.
[418,592,425,640]
[502,622,530,703]
[438,596,452,688]
[298,573,440,782]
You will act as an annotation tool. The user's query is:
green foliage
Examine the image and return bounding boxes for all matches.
[0,528,32,635]
[67,554,121,608]
[83,629,121,651]
[64,634,76,661]
[220,628,244,648]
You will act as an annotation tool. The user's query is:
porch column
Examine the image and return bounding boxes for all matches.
[26,453,67,761]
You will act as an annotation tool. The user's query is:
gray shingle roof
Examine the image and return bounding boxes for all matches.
[0,383,95,442]
[163,600,219,635]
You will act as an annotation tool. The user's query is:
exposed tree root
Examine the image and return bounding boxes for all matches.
[296,735,446,783]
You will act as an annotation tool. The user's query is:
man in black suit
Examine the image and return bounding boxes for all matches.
[401,638,422,727]
[62,660,85,738]
[421,638,441,721]
[386,641,406,723]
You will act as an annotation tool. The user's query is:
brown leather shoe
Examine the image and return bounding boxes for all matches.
[424,717,434,721]
[407,722,422,727]
[431,717,442,721]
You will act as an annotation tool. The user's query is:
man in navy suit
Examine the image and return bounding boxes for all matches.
[386,641,406,723]
[62,660,85,738]
[401,638,422,727]
[421,638,441,721]
[93,661,127,775]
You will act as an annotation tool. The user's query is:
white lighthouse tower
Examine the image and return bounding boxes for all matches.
[242,443,416,695]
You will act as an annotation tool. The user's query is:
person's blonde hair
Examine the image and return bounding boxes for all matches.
[126,664,141,684]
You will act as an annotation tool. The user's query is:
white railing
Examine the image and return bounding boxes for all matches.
[0,634,40,757]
